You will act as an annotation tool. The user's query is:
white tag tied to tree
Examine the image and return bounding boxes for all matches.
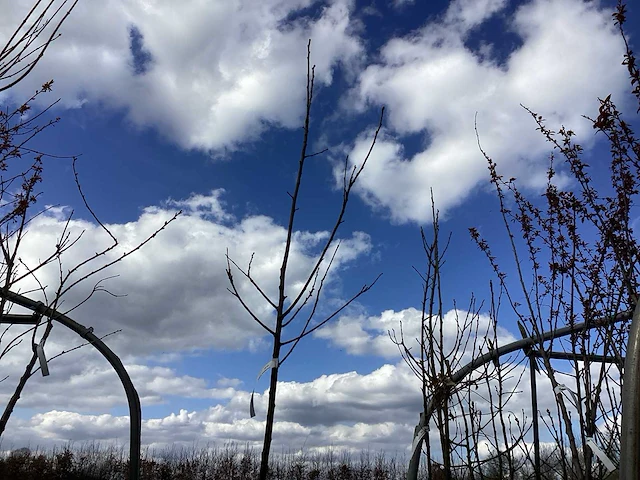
[554,383,580,409]
[35,343,49,377]
[585,436,615,472]
[250,357,279,418]
[257,358,279,380]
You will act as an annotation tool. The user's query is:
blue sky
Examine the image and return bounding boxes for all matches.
[0,0,638,461]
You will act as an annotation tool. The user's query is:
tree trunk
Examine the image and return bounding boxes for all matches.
[259,330,282,480]
[0,352,37,435]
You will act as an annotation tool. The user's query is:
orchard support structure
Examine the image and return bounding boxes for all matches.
[406,306,639,480]
[0,288,141,480]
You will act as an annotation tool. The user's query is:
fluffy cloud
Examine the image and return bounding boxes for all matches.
[2,0,626,225]
[0,186,375,446]
[0,342,240,412]
[3,357,582,458]
[1,361,422,454]
[2,189,371,356]
[0,302,597,461]
[0,172,616,466]
[0,188,394,452]
[315,307,518,360]
[0,0,362,153]
[345,0,629,223]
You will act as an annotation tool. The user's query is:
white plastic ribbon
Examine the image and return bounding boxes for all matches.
[554,384,579,409]
[585,436,615,472]
[35,343,49,377]
[250,357,279,418]
[257,358,279,380]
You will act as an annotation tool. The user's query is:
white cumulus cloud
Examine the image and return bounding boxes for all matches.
[0,0,363,153]
[345,0,629,223]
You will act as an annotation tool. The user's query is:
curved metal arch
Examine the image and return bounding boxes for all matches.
[0,288,141,480]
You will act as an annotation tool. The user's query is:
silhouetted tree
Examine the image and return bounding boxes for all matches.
[225,40,384,480]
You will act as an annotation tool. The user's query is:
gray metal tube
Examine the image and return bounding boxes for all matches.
[0,288,141,480]
[0,313,40,324]
[530,350,624,363]
[406,308,633,480]
[530,355,541,480]
[620,300,640,480]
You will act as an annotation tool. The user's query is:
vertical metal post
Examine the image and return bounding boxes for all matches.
[530,355,541,480]
[620,300,640,480]
[408,414,424,480]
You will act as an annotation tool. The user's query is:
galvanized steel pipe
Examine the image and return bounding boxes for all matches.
[620,300,640,480]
